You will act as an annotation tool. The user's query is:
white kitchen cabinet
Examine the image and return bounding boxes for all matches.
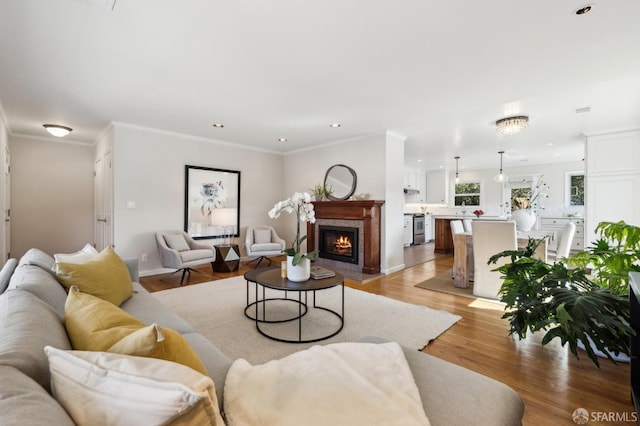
[415,170,426,202]
[539,217,584,252]
[404,168,417,190]
[403,215,413,246]
[424,215,433,241]
[404,168,427,202]
[426,171,448,204]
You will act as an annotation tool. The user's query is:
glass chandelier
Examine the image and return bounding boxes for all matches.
[496,116,529,136]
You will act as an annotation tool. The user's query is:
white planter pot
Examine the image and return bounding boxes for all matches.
[577,336,630,363]
[511,209,536,232]
[286,256,311,282]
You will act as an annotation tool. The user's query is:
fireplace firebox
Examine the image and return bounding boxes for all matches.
[318,225,359,264]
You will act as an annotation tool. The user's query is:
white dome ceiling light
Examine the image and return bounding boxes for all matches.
[43,124,73,138]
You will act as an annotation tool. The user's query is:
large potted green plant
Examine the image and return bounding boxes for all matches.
[489,221,639,367]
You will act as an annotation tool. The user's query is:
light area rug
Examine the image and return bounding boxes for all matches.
[153,276,461,364]
[414,270,475,299]
[414,270,507,311]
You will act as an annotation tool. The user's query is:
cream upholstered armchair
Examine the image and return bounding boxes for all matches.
[155,231,216,285]
[245,225,286,268]
[471,221,517,300]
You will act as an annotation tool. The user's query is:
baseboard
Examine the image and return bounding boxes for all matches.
[139,267,175,277]
[140,257,259,277]
[382,264,405,275]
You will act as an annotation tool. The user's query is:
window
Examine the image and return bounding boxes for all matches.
[566,172,584,206]
[454,182,481,206]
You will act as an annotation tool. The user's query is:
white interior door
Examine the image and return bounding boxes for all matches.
[3,145,10,260]
[94,151,113,250]
[103,151,113,248]
[94,156,104,250]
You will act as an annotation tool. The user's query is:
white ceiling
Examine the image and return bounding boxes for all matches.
[1,0,639,171]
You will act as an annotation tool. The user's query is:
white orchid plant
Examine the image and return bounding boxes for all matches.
[268,192,319,266]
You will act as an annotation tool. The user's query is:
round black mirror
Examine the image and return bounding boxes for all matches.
[324,164,357,200]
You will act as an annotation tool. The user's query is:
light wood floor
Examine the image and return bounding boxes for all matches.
[140,256,633,425]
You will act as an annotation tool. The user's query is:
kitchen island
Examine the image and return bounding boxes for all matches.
[433,216,507,254]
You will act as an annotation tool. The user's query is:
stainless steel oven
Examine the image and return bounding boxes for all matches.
[412,214,425,245]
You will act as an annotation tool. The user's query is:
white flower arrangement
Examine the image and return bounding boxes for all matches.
[268,192,318,265]
[511,176,549,213]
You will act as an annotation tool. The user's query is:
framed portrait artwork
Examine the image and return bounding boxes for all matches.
[184,165,241,240]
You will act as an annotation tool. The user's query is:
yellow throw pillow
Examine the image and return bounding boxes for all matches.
[64,286,144,351]
[57,245,132,306]
[108,324,208,375]
[65,287,208,375]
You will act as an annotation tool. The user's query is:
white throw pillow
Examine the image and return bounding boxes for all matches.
[53,243,99,274]
[44,346,225,426]
[224,342,430,426]
[253,229,272,244]
[164,234,191,252]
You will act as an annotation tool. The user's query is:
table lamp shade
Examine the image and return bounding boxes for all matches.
[209,208,237,226]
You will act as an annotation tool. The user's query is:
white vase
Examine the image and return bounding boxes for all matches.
[286,256,311,282]
[577,336,630,363]
[512,209,536,232]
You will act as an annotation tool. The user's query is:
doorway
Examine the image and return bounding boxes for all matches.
[2,144,10,260]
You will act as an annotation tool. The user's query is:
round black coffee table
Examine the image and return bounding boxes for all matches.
[244,268,344,343]
[244,268,308,323]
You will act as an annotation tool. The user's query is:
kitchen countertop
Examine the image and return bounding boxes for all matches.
[539,215,584,219]
[431,215,584,220]
[431,215,507,220]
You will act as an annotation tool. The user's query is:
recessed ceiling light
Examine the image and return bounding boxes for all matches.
[278,138,287,142]
[417,159,422,162]
[547,142,555,146]
[329,123,341,128]
[43,124,72,137]
[575,5,592,15]
[212,123,224,128]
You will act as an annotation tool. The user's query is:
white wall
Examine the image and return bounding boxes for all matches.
[585,130,640,244]
[111,123,285,274]
[283,131,405,273]
[9,135,94,258]
[383,131,406,273]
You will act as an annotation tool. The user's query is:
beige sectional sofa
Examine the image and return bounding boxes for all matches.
[0,248,524,425]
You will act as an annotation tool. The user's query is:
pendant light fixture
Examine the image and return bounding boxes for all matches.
[494,151,506,182]
[454,156,460,183]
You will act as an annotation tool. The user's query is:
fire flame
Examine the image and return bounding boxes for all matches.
[334,235,352,253]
